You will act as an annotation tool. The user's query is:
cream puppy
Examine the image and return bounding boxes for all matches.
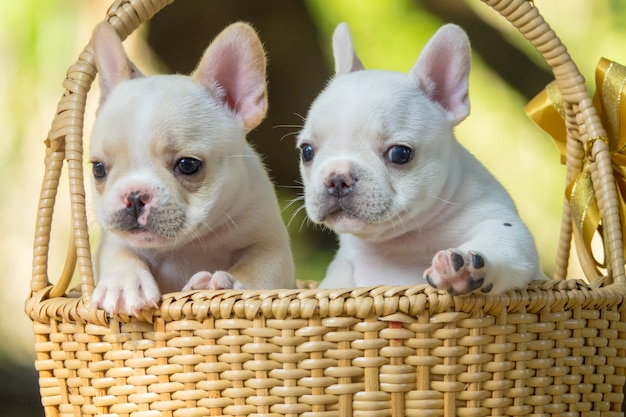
[297,23,543,295]
[89,22,295,315]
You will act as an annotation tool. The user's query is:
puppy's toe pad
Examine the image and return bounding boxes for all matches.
[183,271,235,291]
[211,271,235,290]
[425,249,487,295]
[183,271,213,291]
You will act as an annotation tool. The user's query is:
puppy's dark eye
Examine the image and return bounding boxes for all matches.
[92,162,107,180]
[175,157,202,175]
[387,145,412,164]
[300,144,315,163]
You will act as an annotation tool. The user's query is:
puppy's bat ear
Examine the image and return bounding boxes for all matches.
[91,22,142,104]
[192,22,268,133]
[332,22,364,75]
[410,24,471,126]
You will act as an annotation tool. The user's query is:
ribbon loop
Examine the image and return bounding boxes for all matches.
[526,58,626,279]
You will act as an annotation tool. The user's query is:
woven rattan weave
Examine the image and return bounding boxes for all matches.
[27,0,626,416]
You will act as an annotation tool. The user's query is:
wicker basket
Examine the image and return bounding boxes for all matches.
[27,0,626,416]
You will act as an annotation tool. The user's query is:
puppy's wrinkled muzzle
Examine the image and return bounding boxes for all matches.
[315,169,390,227]
[109,190,186,242]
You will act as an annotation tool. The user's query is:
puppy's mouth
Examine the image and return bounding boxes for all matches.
[321,203,357,221]
[321,205,379,237]
[319,193,388,222]
[319,200,372,229]
[119,224,169,246]
[127,224,150,234]
[113,215,154,235]
[314,192,395,236]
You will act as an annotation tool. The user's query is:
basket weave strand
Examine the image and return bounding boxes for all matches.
[25,0,626,416]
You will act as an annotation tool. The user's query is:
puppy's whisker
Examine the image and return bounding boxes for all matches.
[281,201,300,216]
[408,214,422,235]
[188,226,210,247]
[397,207,421,235]
[304,218,316,232]
[299,214,312,233]
[430,195,459,206]
[289,208,304,229]
[278,181,304,189]
[282,196,304,213]
[280,131,301,141]
[272,124,304,129]
[272,124,303,142]
[391,215,402,236]
[197,221,222,245]
[224,213,238,232]
[278,184,304,190]
[283,197,305,223]
[288,204,308,229]
[397,209,408,228]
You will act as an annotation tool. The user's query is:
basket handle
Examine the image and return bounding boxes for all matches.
[482,0,625,285]
[30,0,175,301]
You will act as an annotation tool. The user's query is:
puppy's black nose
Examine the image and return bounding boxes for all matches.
[126,191,150,218]
[325,174,355,198]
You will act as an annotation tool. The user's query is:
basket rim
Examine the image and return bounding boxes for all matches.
[26,279,626,327]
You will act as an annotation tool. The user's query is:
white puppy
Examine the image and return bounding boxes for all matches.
[89,22,295,315]
[297,23,543,295]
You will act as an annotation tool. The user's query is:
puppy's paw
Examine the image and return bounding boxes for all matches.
[183,270,239,291]
[425,249,491,296]
[92,270,161,316]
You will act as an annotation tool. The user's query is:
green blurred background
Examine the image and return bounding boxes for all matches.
[3,1,626,415]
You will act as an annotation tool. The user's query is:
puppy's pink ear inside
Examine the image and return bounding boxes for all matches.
[332,22,365,75]
[192,23,267,132]
[410,24,471,125]
[91,22,141,103]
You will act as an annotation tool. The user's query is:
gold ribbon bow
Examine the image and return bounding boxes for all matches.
[525,58,626,279]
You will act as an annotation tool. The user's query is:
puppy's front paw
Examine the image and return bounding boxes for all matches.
[183,271,238,291]
[92,269,161,316]
[425,249,491,296]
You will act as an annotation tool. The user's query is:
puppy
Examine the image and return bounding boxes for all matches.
[297,23,543,295]
[89,22,295,315]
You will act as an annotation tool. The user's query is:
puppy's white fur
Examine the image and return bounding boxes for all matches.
[298,23,543,294]
[90,22,295,315]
